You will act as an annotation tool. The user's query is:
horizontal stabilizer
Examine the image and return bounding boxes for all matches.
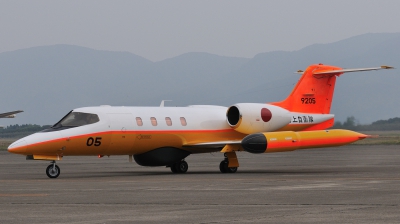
[295,65,394,75]
[313,65,394,76]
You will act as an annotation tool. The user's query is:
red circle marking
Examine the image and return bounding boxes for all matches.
[261,108,272,122]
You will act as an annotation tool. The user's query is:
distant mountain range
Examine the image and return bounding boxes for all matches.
[0,33,399,125]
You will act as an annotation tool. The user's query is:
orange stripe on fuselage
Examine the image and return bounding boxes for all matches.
[20,129,235,148]
[11,129,245,156]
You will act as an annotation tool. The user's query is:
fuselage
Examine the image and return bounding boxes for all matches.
[8,104,334,157]
[8,105,242,156]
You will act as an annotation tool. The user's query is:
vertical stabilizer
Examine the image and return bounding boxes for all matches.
[270,64,343,114]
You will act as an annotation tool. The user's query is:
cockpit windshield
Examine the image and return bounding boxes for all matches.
[52,111,100,129]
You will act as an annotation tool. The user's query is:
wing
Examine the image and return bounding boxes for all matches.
[183,140,241,148]
[183,140,243,153]
[0,110,23,118]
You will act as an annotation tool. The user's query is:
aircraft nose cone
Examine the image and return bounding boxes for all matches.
[8,140,27,154]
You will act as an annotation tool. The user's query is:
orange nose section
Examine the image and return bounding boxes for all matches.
[8,140,27,154]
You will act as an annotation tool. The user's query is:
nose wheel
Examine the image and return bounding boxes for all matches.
[46,161,60,178]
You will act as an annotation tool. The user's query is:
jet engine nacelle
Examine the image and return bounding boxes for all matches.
[226,103,291,134]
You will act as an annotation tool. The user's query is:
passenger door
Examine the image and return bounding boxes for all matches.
[106,113,135,154]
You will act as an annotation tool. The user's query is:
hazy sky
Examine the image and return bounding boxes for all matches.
[1,0,400,61]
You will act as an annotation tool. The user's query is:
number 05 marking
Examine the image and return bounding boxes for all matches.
[87,137,102,146]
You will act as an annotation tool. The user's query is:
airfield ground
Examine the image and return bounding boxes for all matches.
[1,145,400,223]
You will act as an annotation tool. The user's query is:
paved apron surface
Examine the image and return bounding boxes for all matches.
[1,145,399,223]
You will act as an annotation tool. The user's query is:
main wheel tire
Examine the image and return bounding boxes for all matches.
[175,161,188,173]
[170,164,178,173]
[46,164,60,178]
[219,160,228,173]
[219,160,238,173]
[227,166,238,173]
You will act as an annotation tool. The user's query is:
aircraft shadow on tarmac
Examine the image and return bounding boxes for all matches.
[53,167,360,179]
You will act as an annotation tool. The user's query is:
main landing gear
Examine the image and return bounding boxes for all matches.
[219,152,238,173]
[46,161,60,178]
[170,160,188,173]
[219,159,238,173]
[168,152,239,174]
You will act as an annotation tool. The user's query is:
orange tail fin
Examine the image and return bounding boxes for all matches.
[271,64,343,114]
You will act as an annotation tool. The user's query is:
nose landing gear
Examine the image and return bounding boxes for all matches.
[46,161,60,178]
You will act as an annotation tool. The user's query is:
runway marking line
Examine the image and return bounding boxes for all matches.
[0,194,48,197]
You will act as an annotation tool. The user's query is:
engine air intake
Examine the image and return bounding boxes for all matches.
[226,106,240,126]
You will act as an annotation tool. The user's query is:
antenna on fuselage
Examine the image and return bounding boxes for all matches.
[160,100,172,107]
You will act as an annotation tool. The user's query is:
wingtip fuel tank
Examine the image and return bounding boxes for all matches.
[242,129,369,154]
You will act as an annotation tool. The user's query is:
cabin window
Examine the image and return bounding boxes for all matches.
[151,117,157,126]
[180,117,187,126]
[136,117,143,126]
[165,117,172,126]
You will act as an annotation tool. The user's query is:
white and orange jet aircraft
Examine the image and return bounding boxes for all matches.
[8,64,393,178]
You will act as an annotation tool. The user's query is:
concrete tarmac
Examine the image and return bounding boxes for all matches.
[1,145,400,223]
